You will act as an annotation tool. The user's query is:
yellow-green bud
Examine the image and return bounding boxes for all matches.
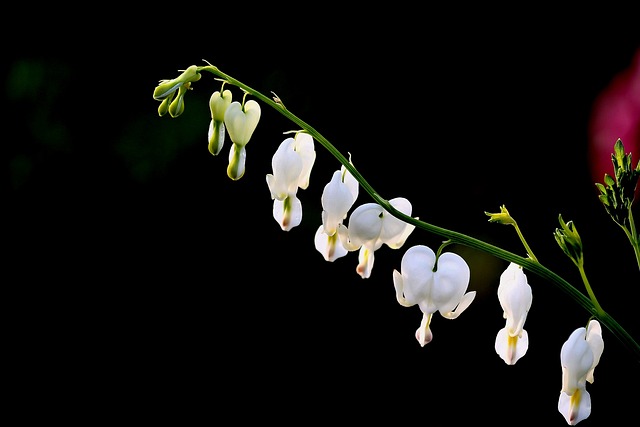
[153,80,182,101]
[168,84,189,118]
[153,65,201,101]
[157,92,175,116]
[554,214,583,267]
[208,120,225,156]
[209,89,232,122]
[485,205,515,225]
[227,144,246,180]
[224,100,261,148]
[207,89,233,155]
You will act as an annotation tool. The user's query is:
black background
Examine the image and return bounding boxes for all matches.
[4,6,640,425]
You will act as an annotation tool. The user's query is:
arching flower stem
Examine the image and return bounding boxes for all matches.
[196,63,639,363]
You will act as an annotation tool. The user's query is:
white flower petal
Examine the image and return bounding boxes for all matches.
[347,203,384,246]
[356,245,375,279]
[379,197,412,245]
[341,161,359,201]
[393,269,412,307]
[273,195,302,231]
[558,388,591,426]
[321,170,356,235]
[431,252,471,314]
[560,326,594,395]
[397,245,436,309]
[292,132,316,190]
[336,223,360,251]
[494,327,528,365]
[585,320,604,384]
[441,291,476,319]
[415,313,434,346]
[268,138,303,200]
[497,263,533,338]
[314,225,348,262]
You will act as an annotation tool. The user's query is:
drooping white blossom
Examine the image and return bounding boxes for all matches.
[337,197,415,278]
[393,244,476,346]
[558,319,604,425]
[266,133,316,231]
[494,262,533,365]
[314,162,359,261]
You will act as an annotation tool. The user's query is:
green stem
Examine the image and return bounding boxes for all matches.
[512,220,538,263]
[577,264,604,315]
[626,207,640,270]
[197,64,640,363]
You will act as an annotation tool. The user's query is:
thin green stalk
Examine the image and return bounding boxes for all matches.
[197,64,640,362]
[512,220,538,263]
[626,208,640,269]
[577,264,604,315]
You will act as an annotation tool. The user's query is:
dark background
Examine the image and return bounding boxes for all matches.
[4,7,640,425]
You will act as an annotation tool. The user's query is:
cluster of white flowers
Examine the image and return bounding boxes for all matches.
[153,66,626,425]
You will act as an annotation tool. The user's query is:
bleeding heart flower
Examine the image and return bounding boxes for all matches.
[393,244,476,346]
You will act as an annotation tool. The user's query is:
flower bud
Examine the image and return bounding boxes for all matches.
[153,65,201,101]
[554,214,583,267]
[224,100,261,148]
[168,84,189,118]
[227,144,246,180]
[210,89,232,122]
[485,204,515,225]
[208,89,232,155]
[157,92,174,117]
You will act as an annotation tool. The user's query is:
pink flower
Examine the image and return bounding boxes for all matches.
[588,48,640,201]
